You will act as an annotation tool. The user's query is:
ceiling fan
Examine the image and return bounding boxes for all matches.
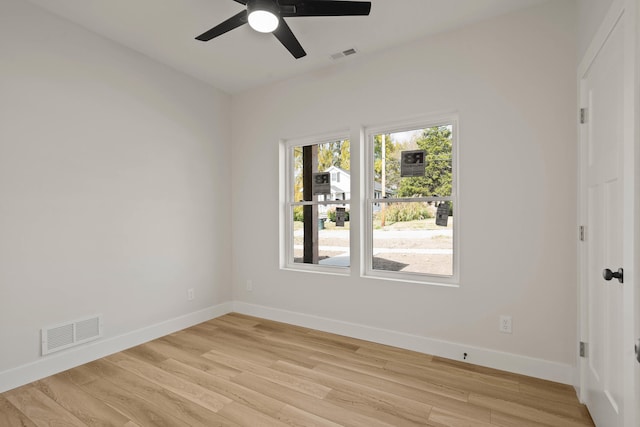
[195,0,372,59]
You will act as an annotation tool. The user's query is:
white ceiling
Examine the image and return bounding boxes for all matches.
[26,0,549,94]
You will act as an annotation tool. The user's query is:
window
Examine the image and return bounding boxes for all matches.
[280,116,458,285]
[365,116,458,284]
[283,135,351,272]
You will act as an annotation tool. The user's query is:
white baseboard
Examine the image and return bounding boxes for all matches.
[0,300,576,393]
[0,302,233,393]
[232,301,576,386]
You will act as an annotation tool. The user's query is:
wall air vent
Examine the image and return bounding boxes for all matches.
[330,48,358,60]
[42,315,103,355]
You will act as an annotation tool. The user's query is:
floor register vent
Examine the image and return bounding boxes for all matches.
[41,315,103,355]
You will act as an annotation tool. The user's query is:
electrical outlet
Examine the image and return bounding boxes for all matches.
[499,315,512,334]
[246,280,253,292]
[187,288,195,301]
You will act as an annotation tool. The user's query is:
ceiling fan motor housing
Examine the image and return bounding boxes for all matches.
[247,0,281,32]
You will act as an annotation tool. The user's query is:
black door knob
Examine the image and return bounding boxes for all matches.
[603,268,624,283]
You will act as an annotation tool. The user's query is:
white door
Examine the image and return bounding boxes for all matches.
[580,6,629,427]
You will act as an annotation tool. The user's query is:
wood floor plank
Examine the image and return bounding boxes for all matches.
[418,359,521,390]
[266,358,434,426]
[297,361,490,423]
[427,407,494,427]
[215,312,263,328]
[0,314,594,426]
[518,381,590,407]
[250,322,362,354]
[57,364,103,387]
[159,330,222,356]
[387,359,584,421]
[277,404,344,427]
[205,328,321,368]
[0,394,38,427]
[217,401,290,427]
[262,359,434,425]
[122,342,170,365]
[469,393,591,427]
[232,371,396,427]
[202,349,332,399]
[324,388,430,427]
[4,386,87,427]
[87,358,238,427]
[310,361,469,403]
[34,375,132,426]
[256,331,362,362]
[137,339,242,380]
[105,352,232,413]
[203,334,289,367]
[309,347,390,370]
[385,359,521,395]
[75,377,191,427]
[158,358,288,418]
[489,410,550,427]
[355,343,435,367]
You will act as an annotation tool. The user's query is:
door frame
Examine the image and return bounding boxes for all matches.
[577,0,639,426]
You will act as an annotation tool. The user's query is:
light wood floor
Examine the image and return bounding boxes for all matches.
[1,313,594,426]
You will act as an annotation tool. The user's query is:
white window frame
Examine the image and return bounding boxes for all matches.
[280,132,351,275]
[363,114,460,286]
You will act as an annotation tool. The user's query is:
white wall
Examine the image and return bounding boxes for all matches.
[0,0,231,375]
[231,0,578,379]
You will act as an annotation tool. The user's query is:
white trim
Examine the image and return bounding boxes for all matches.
[233,301,576,385]
[0,302,233,393]
[622,2,639,427]
[577,0,625,78]
[280,131,352,274]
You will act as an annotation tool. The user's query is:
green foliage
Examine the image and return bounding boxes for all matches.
[293,146,304,203]
[318,140,350,172]
[327,207,350,222]
[397,126,452,197]
[339,140,350,171]
[293,205,304,222]
[373,134,403,193]
[378,203,433,223]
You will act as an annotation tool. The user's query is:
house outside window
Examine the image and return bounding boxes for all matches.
[283,136,351,272]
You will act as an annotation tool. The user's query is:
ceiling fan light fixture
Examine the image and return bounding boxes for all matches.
[247,0,280,33]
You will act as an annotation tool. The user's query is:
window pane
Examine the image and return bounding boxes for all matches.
[292,204,350,267]
[372,201,453,276]
[373,126,453,198]
[293,146,303,202]
[291,140,350,201]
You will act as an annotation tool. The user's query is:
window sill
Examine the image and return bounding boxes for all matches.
[362,270,460,288]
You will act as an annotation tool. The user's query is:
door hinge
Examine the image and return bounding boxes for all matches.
[580,108,587,124]
[580,341,587,358]
[579,225,585,242]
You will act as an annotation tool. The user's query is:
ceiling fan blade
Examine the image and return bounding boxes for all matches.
[280,1,371,17]
[232,0,248,4]
[195,10,248,41]
[273,19,306,59]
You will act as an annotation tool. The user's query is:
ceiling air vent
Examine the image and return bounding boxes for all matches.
[42,315,103,355]
[330,48,358,60]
